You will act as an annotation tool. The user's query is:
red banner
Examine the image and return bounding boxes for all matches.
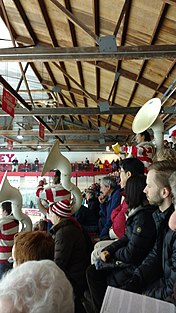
[2,88,15,118]
[7,140,13,150]
[39,123,45,140]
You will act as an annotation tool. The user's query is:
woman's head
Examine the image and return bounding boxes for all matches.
[125,174,147,209]
[13,231,54,266]
[0,260,74,313]
[49,199,71,225]
[135,131,151,144]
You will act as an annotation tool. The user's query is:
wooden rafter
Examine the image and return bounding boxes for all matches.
[119,1,170,128]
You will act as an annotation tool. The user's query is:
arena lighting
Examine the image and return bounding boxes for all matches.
[17,129,23,140]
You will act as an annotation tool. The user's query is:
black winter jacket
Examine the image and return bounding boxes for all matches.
[124,204,175,300]
[50,218,89,296]
[103,204,157,286]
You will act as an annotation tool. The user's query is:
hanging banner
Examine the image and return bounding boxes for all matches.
[39,123,45,140]
[7,139,13,150]
[2,88,15,118]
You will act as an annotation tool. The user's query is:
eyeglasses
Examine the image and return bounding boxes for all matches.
[8,256,16,264]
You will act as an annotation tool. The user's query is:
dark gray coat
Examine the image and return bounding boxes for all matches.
[50,218,89,295]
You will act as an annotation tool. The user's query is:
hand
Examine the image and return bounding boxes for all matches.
[100,250,110,262]
[98,195,106,204]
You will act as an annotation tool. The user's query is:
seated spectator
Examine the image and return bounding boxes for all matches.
[86,174,157,312]
[98,176,121,239]
[33,219,48,231]
[91,157,145,264]
[0,259,74,313]
[156,147,176,161]
[49,199,92,313]
[169,129,176,150]
[75,189,100,233]
[122,161,176,303]
[12,231,54,266]
[166,171,176,304]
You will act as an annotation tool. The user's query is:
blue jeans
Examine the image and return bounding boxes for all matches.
[0,262,12,279]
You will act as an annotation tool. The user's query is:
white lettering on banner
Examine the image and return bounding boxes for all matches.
[0,154,15,163]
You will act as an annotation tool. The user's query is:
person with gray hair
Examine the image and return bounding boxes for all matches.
[98,176,121,239]
[0,259,74,313]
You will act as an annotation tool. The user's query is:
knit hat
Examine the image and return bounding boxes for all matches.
[51,199,71,218]
[169,129,176,137]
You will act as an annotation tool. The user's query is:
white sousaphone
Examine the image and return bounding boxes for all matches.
[132,98,164,151]
[41,140,82,213]
[0,172,32,231]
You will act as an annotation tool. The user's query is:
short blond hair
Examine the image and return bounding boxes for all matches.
[156,148,176,162]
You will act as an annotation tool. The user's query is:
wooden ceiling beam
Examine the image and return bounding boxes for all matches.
[13,0,38,45]
[50,0,97,42]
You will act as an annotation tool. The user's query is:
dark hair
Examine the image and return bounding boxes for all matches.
[119,158,144,176]
[125,175,147,208]
[2,201,12,215]
[14,231,54,266]
[33,219,48,231]
[140,130,151,142]
[54,170,61,184]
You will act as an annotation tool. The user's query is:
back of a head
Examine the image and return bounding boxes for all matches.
[14,231,54,265]
[0,260,74,313]
[125,174,147,209]
[1,201,12,215]
[120,157,144,176]
[156,148,176,162]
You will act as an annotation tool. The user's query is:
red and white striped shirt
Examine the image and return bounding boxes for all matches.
[36,183,71,204]
[131,141,155,173]
[0,216,19,263]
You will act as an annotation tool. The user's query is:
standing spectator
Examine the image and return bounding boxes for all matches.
[0,202,19,279]
[12,157,18,172]
[84,157,90,170]
[34,158,39,171]
[36,170,71,215]
[131,130,155,172]
[98,176,121,239]
[169,129,176,150]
